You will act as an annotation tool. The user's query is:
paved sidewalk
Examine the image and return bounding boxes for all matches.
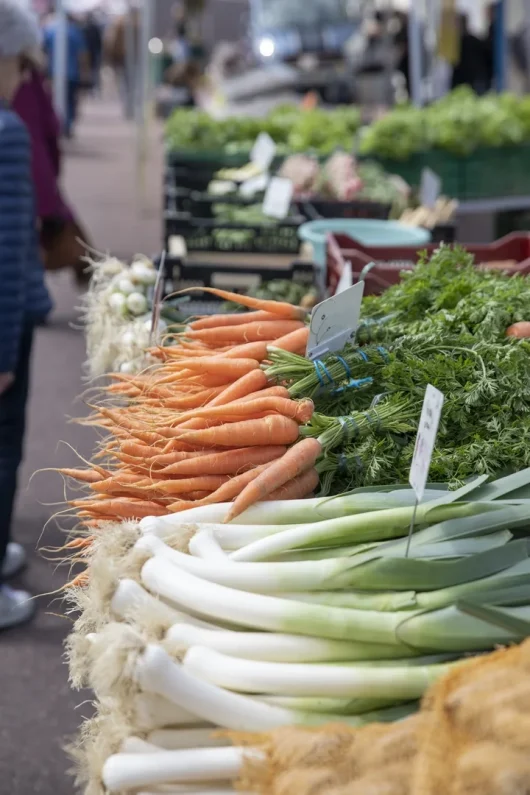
[64,94,163,258]
[0,94,163,795]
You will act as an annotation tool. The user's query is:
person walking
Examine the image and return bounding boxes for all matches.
[0,0,52,629]
[83,12,103,93]
[43,12,88,137]
[13,65,91,286]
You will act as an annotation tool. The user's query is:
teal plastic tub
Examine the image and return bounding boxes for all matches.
[298,219,431,272]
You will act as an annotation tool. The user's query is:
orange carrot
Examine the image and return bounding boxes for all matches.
[207,369,269,408]
[59,468,106,483]
[164,358,260,378]
[189,310,285,330]
[216,341,270,361]
[175,415,301,448]
[143,387,226,409]
[73,498,168,518]
[158,445,286,477]
[185,320,304,345]
[154,475,230,495]
[175,287,307,320]
[169,397,314,428]
[269,325,310,354]
[224,437,322,521]
[238,386,290,403]
[167,462,272,512]
[266,467,320,501]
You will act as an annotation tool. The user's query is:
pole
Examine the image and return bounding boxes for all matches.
[135,0,153,207]
[493,0,506,92]
[52,0,68,126]
[124,1,136,120]
[525,0,530,93]
[408,5,424,106]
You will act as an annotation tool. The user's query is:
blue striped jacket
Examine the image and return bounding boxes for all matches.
[0,105,52,373]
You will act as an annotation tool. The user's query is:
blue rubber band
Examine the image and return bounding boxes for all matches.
[338,416,359,443]
[358,350,368,362]
[338,454,349,474]
[333,376,373,396]
[314,358,334,388]
[377,346,390,362]
[335,355,351,380]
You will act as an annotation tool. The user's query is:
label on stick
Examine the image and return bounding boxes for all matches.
[251,132,276,171]
[306,281,364,360]
[409,384,444,502]
[262,177,293,219]
[420,168,441,209]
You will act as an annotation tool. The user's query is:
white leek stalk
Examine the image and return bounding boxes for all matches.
[121,737,161,754]
[148,729,229,750]
[138,490,445,536]
[132,692,211,731]
[141,557,409,647]
[183,646,452,699]
[134,645,402,731]
[112,579,220,631]
[102,747,247,792]
[188,531,227,560]
[165,623,414,663]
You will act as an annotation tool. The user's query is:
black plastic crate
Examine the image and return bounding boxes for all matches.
[429,223,456,244]
[164,213,303,255]
[295,198,391,221]
[157,254,317,315]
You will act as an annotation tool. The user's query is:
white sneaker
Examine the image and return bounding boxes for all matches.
[2,543,27,579]
[0,585,36,630]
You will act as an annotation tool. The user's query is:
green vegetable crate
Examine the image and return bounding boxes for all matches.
[376,144,530,202]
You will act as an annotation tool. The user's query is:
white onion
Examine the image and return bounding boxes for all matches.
[108,292,127,315]
[127,292,149,315]
[117,277,137,295]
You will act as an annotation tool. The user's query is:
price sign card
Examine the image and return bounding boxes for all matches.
[306,281,365,360]
[420,168,441,209]
[240,173,269,198]
[409,384,444,501]
[262,177,293,219]
[251,132,276,172]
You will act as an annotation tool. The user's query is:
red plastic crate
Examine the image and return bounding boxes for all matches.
[326,232,530,296]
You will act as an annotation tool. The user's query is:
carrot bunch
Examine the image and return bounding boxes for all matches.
[62,288,319,532]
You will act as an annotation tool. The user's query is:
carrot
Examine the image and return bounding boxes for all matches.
[167,462,272,512]
[144,387,226,409]
[168,397,314,428]
[164,358,260,378]
[216,341,270,361]
[72,498,168,519]
[266,467,320,501]
[175,415,301,448]
[120,441,166,459]
[238,386,290,403]
[175,287,308,320]
[269,325,310,354]
[189,310,285,331]
[158,445,286,477]
[59,468,106,484]
[154,475,230,495]
[224,437,322,522]
[207,369,269,407]
[185,320,305,345]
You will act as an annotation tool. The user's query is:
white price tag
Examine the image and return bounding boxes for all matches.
[262,177,293,219]
[251,132,276,171]
[335,260,353,294]
[420,168,441,209]
[240,173,269,198]
[409,385,444,502]
[306,281,365,360]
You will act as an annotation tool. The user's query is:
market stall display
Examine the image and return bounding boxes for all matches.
[60,243,530,795]
[359,87,530,200]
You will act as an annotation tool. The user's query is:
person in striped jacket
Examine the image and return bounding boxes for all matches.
[0,0,52,629]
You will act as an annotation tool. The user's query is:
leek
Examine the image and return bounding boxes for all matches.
[182,646,453,699]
